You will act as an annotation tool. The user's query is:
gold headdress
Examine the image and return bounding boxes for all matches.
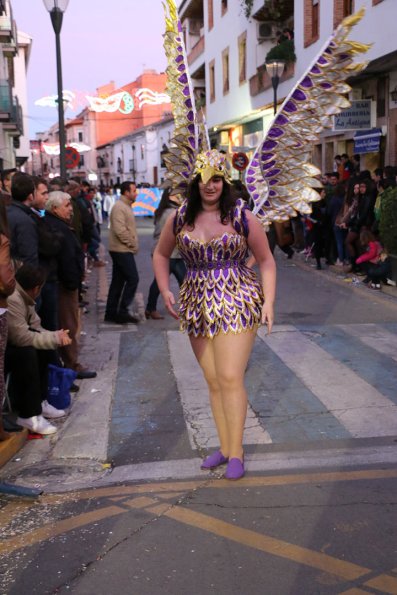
[193,150,232,185]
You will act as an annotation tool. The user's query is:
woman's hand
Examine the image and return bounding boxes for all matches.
[162,290,179,320]
[261,302,274,335]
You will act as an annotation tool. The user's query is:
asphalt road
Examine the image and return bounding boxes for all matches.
[1,218,397,595]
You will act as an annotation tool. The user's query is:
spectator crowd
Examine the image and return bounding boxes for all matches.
[0,155,395,443]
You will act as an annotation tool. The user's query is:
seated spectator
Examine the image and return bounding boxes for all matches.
[5,265,72,435]
[0,200,16,441]
[356,230,391,290]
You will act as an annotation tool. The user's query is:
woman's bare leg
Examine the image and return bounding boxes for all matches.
[212,330,257,461]
[189,335,229,456]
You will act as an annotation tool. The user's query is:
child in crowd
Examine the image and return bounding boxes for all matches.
[356,230,390,290]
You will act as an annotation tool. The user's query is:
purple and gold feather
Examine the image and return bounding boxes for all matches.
[162,0,198,197]
[247,7,371,225]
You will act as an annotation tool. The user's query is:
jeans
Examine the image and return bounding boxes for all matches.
[88,226,101,261]
[333,226,348,262]
[38,280,59,331]
[5,346,54,418]
[146,258,186,312]
[105,251,139,318]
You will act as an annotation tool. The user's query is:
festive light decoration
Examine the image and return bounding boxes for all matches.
[35,90,76,109]
[135,88,171,108]
[42,142,91,156]
[35,87,171,115]
[86,91,135,114]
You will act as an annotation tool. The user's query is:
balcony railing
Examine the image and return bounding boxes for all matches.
[188,36,205,66]
[249,61,295,97]
[0,83,23,133]
[0,81,12,113]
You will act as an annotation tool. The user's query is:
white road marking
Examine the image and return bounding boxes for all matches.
[168,331,272,450]
[339,323,397,363]
[258,325,397,438]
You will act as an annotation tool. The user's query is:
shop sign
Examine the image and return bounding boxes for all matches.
[333,100,373,131]
[353,128,382,154]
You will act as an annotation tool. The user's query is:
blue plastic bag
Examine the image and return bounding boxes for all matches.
[47,364,77,410]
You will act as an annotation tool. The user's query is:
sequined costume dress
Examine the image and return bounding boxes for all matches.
[174,198,264,338]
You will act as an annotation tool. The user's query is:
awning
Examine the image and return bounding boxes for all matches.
[353,128,382,154]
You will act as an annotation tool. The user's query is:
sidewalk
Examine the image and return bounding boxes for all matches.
[0,252,121,487]
[289,247,397,301]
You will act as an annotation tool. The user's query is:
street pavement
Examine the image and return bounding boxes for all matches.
[1,218,397,594]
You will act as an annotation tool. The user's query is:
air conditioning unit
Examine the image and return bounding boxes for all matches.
[257,22,278,43]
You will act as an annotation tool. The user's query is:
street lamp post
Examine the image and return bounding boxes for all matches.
[265,59,286,115]
[43,0,69,181]
[131,144,136,183]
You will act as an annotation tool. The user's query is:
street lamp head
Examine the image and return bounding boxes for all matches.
[43,0,69,12]
[265,59,286,80]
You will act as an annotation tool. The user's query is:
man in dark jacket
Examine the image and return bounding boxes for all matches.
[31,176,63,331]
[7,172,39,266]
[45,191,96,380]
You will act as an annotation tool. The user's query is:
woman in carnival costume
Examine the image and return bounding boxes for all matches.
[158,0,370,479]
[154,150,276,480]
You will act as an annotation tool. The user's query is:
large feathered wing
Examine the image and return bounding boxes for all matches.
[246,7,371,225]
[162,0,200,196]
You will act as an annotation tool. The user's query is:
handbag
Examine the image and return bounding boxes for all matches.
[47,364,77,410]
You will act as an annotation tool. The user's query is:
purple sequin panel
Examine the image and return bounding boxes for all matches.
[262,140,277,151]
[318,56,328,65]
[301,76,313,88]
[261,152,274,161]
[320,82,332,89]
[275,114,289,125]
[265,168,281,178]
[268,127,284,139]
[284,100,297,113]
[261,160,276,171]
[178,73,188,84]
[175,55,183,63]
[310,65,321,74]
[292,89,306,101]
[177,64,185,72]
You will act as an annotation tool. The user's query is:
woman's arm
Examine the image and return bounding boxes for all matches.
[152,213,179,319]
[245,211,277,334]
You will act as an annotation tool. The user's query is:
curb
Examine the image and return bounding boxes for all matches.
[0,430,28,469]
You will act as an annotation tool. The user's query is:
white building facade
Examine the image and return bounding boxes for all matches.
[0,0,30,171]
[97,116,174,188]
[178,0,397,173]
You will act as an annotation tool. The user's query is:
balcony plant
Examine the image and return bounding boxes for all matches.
[241,0,292,20]
[379,186,397,281]
[266,39,296,64]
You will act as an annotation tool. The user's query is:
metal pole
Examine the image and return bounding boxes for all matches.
[50,8,66,181]
[271,75,279,116]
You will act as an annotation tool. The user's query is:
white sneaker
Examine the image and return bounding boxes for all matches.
[335,259,343,266]
[16,415,57,435]
[41,400,66,419]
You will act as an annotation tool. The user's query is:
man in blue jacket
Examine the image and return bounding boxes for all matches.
[7,173,39,267]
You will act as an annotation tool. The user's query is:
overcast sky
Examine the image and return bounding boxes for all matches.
[12,0,169,137]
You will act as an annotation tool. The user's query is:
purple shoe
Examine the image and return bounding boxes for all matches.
[224,458,245,480]
[200,450,229,470]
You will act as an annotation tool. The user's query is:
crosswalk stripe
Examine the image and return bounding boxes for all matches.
[257,325,397,439]
[339,323,397,363]
[167,331,272,449]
